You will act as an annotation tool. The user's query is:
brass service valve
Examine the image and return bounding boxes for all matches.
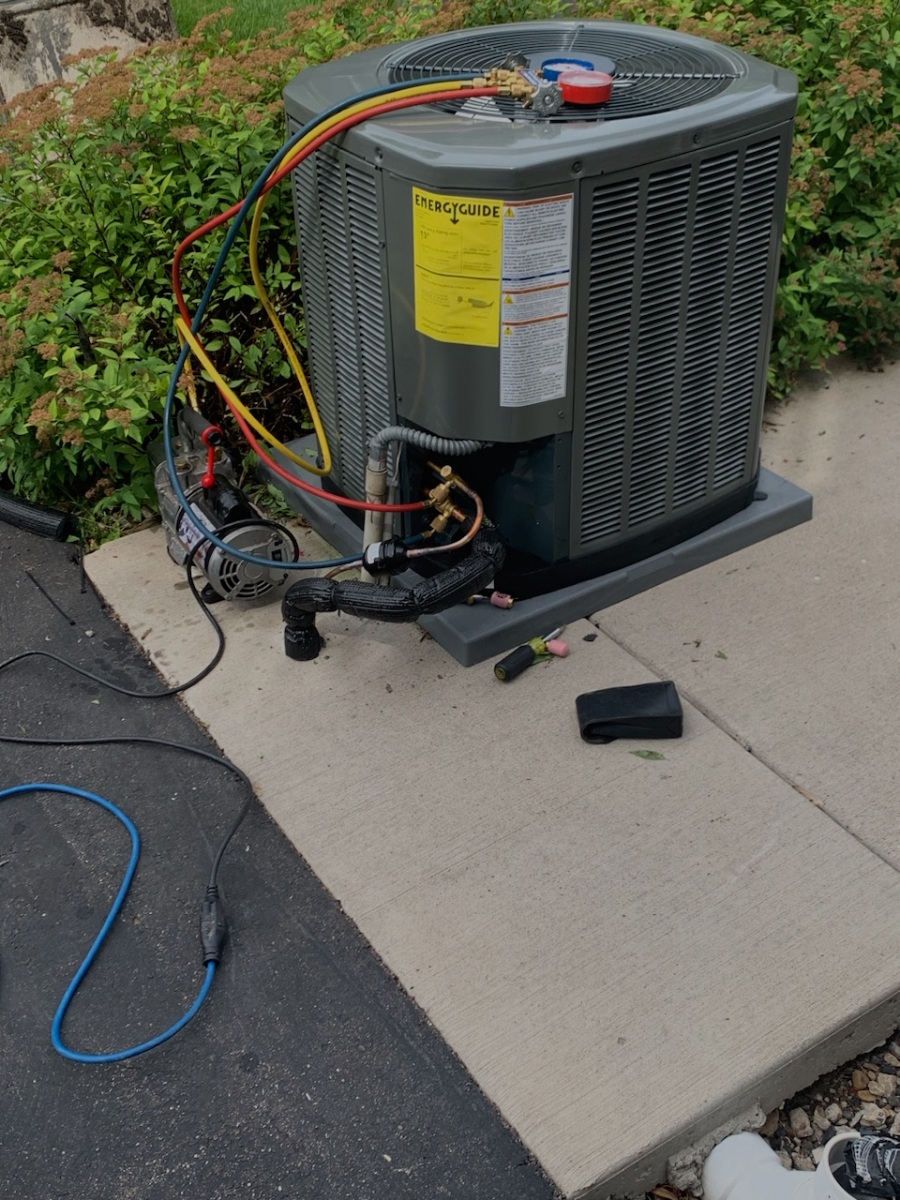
[424,464,469,538]
[472,66,563,115]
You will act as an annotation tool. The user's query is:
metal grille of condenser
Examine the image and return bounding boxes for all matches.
[291,145,391,498]
[384,25,746,123]
[283,19,797,582]
[572,136,782,554]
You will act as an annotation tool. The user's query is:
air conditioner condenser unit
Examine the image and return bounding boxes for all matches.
[272,20,812,663]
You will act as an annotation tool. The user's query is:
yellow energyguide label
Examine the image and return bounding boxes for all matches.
[412,187,502,348]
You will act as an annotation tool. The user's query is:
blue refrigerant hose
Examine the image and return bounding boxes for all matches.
[0,782,220,1063]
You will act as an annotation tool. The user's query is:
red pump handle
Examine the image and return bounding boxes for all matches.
[200,425,223,490]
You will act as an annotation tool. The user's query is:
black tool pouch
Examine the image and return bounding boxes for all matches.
[575,681,683,744]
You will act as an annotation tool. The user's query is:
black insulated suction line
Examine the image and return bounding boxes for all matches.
[283,527,505,627]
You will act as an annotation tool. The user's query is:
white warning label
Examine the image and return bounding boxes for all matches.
[500,320,570,410]
[500,195,574,408]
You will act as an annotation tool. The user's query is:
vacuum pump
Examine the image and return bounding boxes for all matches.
[152,408,298,603]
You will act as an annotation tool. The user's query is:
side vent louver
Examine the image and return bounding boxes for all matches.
[291,141,390,499]
[574,136,783,554]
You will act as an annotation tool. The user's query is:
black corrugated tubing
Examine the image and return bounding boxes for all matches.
[282,527,505,625]
[0,489,74,540]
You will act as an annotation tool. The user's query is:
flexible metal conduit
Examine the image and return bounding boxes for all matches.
[368,427,484,458]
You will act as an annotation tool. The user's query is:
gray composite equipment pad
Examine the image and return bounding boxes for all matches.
[261,444,811,666]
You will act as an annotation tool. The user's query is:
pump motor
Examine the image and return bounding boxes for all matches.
[152,409,298,603]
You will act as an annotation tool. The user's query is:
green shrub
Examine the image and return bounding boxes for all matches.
[0,12,317,532]
[0,266,171,535]
[0,0,897,535]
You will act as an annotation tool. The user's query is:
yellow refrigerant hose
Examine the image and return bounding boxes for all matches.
[241,81,475,476]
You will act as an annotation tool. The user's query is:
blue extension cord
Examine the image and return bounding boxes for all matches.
[0,782,216,1063]
[164,76,473,574]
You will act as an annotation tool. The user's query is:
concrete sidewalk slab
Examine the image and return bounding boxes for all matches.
[87,496,900,1199]
[595,360,900,868]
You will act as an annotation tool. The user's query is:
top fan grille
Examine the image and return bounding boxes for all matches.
[385,25,745,121]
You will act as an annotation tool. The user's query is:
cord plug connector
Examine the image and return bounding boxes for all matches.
[200,885,228,964]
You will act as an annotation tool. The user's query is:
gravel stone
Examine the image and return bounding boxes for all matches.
[812,1106,830,1131]
[859,1102,888,1128]
[760,1110,780,1137]
[789,1107,813,1138]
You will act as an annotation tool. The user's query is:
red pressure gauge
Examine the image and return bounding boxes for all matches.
[559,70,614,106]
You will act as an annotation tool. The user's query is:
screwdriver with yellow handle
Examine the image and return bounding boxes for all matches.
[493,627,569,682]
